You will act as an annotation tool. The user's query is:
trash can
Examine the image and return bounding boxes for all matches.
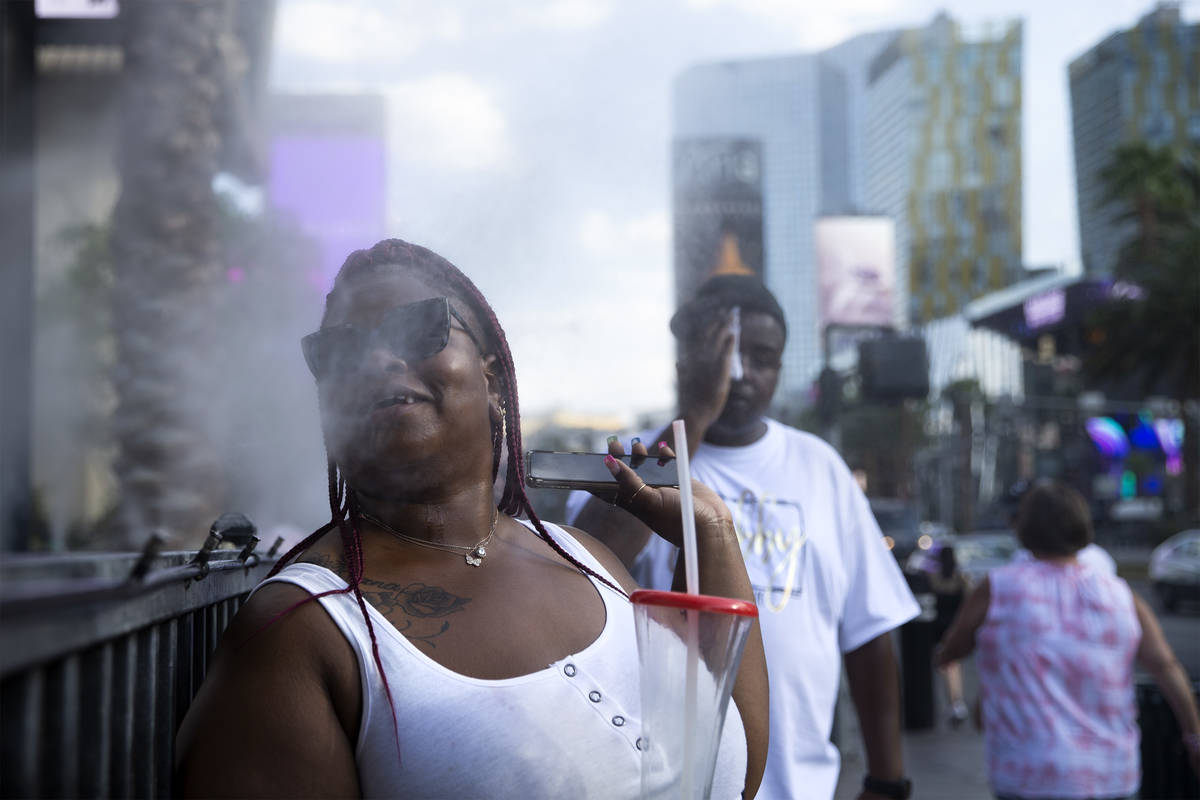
[899,590,938,731]
[1138,679,1200,799]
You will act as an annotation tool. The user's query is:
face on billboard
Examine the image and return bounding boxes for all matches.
[815,216,896,330]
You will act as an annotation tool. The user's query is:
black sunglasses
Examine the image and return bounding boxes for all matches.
[301,296,480,381]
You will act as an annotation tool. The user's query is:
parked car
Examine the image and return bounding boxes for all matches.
[953,532,1020,584]
[870,498,921,560]
[1149,529,1200,612]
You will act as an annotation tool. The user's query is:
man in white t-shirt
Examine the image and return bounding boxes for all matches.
[569,275,919,800]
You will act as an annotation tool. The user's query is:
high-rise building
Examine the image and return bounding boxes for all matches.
[1069,3,1200,276]
[865,13,1024,326]
[671,32,895,401]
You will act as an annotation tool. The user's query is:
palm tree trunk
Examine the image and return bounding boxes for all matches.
[107,0,243,547]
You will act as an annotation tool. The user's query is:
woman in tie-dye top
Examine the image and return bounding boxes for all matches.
[935,481,1200,800]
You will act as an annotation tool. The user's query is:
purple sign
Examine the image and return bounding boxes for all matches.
[267,134,388,291]
[1023,288,1065,329]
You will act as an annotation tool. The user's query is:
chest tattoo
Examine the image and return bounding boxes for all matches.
[301,552,471,648]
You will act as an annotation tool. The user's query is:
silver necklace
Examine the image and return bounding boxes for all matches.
[359,508,499,567]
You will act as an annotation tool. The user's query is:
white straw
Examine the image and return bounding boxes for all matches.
[672,418,701,797]
[672,419,700,596]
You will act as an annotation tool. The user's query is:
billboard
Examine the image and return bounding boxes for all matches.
[814,216,896,330]
[672,138,765,307]
[36,0,119,17]
[1086,412,1184,520]
[267,94,388,291]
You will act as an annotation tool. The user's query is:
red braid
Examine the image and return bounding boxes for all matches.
[258,464,404,764]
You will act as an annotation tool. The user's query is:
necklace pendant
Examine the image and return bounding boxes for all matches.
[465,546,486,567]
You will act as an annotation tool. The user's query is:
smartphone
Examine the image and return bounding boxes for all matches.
[525,450,679,491]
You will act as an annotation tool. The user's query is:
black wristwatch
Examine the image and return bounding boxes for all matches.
[863,775,913,799]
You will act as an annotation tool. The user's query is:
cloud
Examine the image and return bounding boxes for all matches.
[500,207,676,414]
[506,292,676,416]
[275,0,611,71]
[274,1,464,65]
[578,208,670,266]
[528,0,614,31]
[680,0,918,49]
[683,0,905,15]
[483,207,675,416]
[386,74,514,171]
[458,0,615,34]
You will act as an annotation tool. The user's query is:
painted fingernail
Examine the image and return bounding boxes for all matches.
[657,441,668,450]
[603,454,618,472]
[631,437,641,447]
[606,434,619,446]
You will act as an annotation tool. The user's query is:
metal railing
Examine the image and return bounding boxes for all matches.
[0,517,280,799]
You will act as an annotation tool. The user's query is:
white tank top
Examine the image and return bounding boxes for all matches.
[257,520,748,799]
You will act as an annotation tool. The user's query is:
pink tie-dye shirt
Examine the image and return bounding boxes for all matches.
[977,560,1142,798]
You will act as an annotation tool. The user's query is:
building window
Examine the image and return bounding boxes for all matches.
[988,117,1006,148]
[1143,114,1170,144]
[1119,77,1134,119]
[929,150,951,190]
[965,147,983,186]
[995,149,1012,181]
[1153,51,1169,80]
[992,76,1013,108]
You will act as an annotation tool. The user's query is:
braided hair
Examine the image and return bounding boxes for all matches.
[262,239,629,754]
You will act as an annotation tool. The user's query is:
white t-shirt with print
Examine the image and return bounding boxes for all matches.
[568,418,919,800]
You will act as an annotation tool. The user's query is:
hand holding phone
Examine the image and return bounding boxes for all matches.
[525,450,679,491]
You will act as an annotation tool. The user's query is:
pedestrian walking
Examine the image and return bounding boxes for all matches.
[936,481,1200,799]
[928,545,968,727]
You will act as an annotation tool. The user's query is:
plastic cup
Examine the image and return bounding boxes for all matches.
[631,589,758,799]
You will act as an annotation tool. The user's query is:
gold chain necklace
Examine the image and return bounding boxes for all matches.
[359,508,499,567]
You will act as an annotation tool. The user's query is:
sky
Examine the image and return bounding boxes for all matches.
[267,0,1190,421]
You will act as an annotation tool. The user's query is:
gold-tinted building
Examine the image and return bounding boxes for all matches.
[866,13,1023,325]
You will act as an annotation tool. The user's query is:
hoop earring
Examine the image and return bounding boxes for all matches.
[490,402,505,479]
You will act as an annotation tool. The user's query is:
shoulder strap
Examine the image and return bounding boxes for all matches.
[252,560,350,598]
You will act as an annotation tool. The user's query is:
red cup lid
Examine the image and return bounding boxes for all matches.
[630,589,758,617]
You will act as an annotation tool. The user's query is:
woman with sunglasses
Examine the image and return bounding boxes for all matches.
[175,239,768,798]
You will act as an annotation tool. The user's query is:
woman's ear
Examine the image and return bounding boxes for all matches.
[482,354,502,415]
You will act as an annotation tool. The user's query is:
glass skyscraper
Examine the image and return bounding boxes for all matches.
[1069,3,1199,276]
[671,32,895,402]
[672,15,1023,403]
[865,14,1024,326]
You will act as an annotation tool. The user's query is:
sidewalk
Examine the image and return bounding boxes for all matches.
[834,658,992,799]
[833,719,991,799]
